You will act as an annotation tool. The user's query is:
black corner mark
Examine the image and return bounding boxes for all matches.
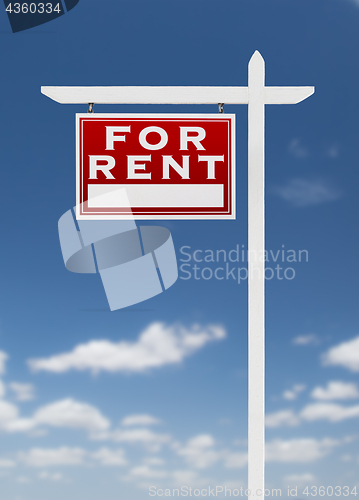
[4,0,80,33]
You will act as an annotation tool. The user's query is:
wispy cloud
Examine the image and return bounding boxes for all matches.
[0,380,6,399]
[28,322,226,375]
[284,473,316,485]
[272,178,342,207]
[93,427,172,453]
[326,145,339,159]
[311,381,359,401]
[0,459,16,468]
[39,471,66,482]
[283,384,306,401]
[176,434,221,469]
[322,336,359,372]
[267,400,359,427]
[19,447,128,468]
[292,334,320,346]
[121,414,162,427]
[265,437,341,463]
[300,402,359,423]
[19,447,87,467]
[9,383,35,402]
[288,138,309,159]
[266,409,300,428]
[174,434,247,470]
[0,400,19,430]
[129,465,168,479]
[90,448,127,466]
[0,351,8,375]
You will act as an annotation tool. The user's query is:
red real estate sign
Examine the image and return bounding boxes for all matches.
[76,114,235,219]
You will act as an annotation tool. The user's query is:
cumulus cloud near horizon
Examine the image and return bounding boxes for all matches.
[0,398,111,435]
[28,322,226,375]
[18,446,128,468]
[91,427,172,453]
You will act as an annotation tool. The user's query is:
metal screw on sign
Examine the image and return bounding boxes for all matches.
[88,103,94,113]
[218,103,224,113]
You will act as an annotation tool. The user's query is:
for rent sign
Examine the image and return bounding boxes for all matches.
[76,114,235,219]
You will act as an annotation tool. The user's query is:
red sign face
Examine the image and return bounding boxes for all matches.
[76,114,235,219]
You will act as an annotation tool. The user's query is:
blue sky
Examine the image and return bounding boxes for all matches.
[0,0,359,498]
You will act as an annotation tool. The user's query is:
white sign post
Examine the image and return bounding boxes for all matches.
[42,51,314,496]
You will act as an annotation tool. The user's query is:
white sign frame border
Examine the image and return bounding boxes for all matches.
[75,113,236,221]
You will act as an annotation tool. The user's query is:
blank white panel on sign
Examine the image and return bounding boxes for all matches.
[88,184,224,208]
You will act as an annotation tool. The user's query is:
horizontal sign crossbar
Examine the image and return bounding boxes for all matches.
[41,85,314,105]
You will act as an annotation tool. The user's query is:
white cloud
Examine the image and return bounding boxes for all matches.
[326,145,339,159]
[121,414,161,427]
[272,179,342,207]
[174,434,248,470]
[143,457,165,466]
[266,397,359,427]
[33,398,110,432]
[218,418,233,426]
[109,428,171,452]
[223,451,248,469]
[265,438,340,463]
[285,473,316,485]
[292,334,319,346]
[322,336,359,372]
[129,465,168,479]
[5,418,37,433]
[266,410,300,428]
[91,448,127,466]
[172,470,200,486]
[9,383,35,402]
[19,447,87,467]
[0,400,20,429]
[300,402,359,422]
[0,459,16,468]
[0,380,6,398]
[0,351,8,375]
[28,322,226,375]
[311,381,359,401]
[288,138,309,159]
[19,446,129,468]
[0,398,110,435]
[283,384,306,401]
[17,476,31,483]
[39,471,65,482]
[177,434,221,469]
